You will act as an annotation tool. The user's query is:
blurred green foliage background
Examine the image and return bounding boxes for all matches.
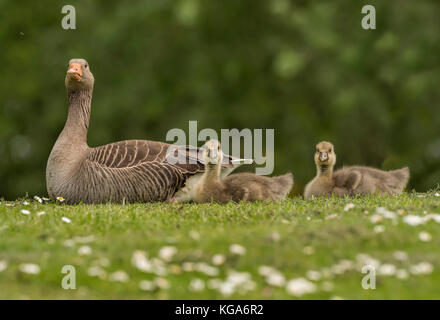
[0,0,439,199]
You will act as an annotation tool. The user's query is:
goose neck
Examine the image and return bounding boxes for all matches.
[317,164,333,177]
[63,88,93,143]
[203,163,222,183]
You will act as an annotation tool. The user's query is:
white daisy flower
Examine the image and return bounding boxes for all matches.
[189,230,200,241]
[426,214,440,223]
[344,203,355,211]
[195,262,219,276]
[87,266,107,279]
[63,239,75,247]
[218,281,235,296]
[56,196,65,202]
[206,279,221,289]
[19,263,40,275]
[258,265,276,277]
[229,244,246,255]
[36,211,46,216]
[212,254,226,266]
[378,264,396,276]
[108,270,129,282]
[20,209,31,215]
[270,231,281,242]
[403,215,426,226]
[419,231,432,242]
[393,251,408,261]
[155,277,170,289]
[78,245,92,256]
[131,251,153,273]
[265,272,286,287]
[151,257,167,276]
[331,260,354,275]
[158,246,177,262]
[369,215,382,224]
[396,269,409,279]
[61,217,71,224]
[356,254,381,269]
[286,278,317,296]
[96,257,110,267]
[0,260,8,272]
[306,270,322,281]
[189,278,205,292]
[223,271,255,294]
[410,262,434,275]
[375,207,396,220]
[139,280,156,291]
[182,262,195,272]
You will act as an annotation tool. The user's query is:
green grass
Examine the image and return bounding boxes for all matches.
[1,192,440,299]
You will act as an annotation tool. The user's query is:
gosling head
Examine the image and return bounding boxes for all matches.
[202,139,223,166]
[65,58,94,91]
[314,141,336,170]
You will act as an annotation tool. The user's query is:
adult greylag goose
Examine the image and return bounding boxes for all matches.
[174,139,293,203]
[46,59,246,204]
[304,141,410,199]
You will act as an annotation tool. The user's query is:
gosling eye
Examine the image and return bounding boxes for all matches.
[84,64,88,69]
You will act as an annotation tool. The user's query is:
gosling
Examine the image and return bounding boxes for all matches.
[189,140,294,203]
[304,141,410,199]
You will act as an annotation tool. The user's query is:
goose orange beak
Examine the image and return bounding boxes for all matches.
[67,63,82,81]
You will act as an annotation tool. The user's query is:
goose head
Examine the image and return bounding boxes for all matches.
[202,139,223,165]
[65,58,94,91]
[315,141,336,168]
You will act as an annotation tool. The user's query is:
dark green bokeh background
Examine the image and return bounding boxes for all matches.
[0,0,439,199]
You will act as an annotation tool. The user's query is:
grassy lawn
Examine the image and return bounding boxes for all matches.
[1,191,440,299]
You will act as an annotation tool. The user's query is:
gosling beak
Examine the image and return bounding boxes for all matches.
[319,152,329,162]
[209,149,218,159]
[67,63,83,81]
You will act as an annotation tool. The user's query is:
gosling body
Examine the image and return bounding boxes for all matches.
[185,140,294,203]
[304,141,409,199]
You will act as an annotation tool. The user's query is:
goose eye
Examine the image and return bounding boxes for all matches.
[329,149,332,152]
[84,64,88,68]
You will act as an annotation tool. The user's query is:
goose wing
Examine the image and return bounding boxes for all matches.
[86,139,236,175]
[81,140,207,202]
[87,140,205,173]
[84,140,251,202]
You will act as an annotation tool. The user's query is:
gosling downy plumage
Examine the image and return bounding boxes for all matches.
[179,140,293,203]
[304,141,410,199]
[46,59,245,204]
